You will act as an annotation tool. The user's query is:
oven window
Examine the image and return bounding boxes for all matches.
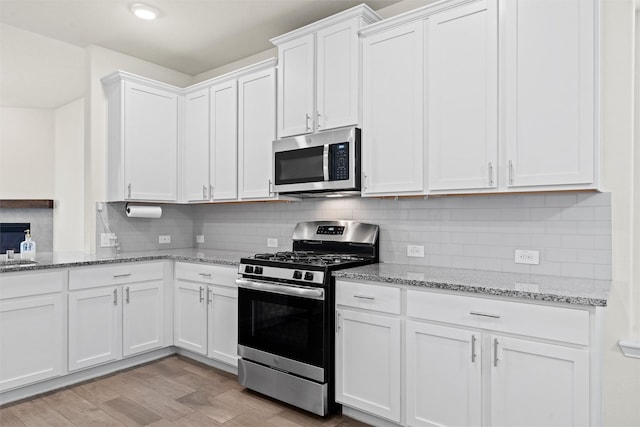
[238,287,325,367]
[275,146,325,185]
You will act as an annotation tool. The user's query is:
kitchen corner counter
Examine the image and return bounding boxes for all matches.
[333,263,610,307]
[0,248,251,273]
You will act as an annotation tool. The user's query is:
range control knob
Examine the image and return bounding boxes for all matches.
[244,266,254,274]
[293,270,302,280]
[254,266,263,275]
[304,272,314,281]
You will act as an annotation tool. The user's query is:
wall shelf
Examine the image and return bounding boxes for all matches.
[0,200,54,209]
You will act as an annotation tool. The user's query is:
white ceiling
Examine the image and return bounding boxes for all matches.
[0,0,405,108]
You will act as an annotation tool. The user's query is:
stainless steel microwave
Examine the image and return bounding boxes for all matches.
[273,127,360,195]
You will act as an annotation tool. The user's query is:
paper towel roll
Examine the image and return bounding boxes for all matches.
[125,204,162,219]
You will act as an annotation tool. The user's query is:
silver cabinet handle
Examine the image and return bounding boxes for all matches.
[493,338,499,367]
[471,334,477,363]
[113,288,118,305]
[488,162,494,186]
[363,173,368,191]
[113,273,131,279]
[210,185,214,199]
[305,113,311,131]
[268,179,273,196]
[336,311,342,333]
[203,185,207,200]
[127,183,132,199]
[316,111,322,129]
[198,272,212,277]
[508,160,514,185]
[470,311,501,319]
[353,295,375,300]
[207,287,212,304]
[125,286,130,304]
[199,286,204,303]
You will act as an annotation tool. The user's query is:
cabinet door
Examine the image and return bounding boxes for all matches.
[335,309,401,422]
[174,280,207,355]
[0,294,63,390]
[504,0,595,188]
[277,34,315,137]
[210,80,238,201]
[122,280,164,357]
[68,287,121,371]
[316,19,359,131]
[362,21,425,196]
[124,82,178,201]
[238,67,277,200]
[406,321,481,427]
[490,335,590,427]
[428,0,498,191]
[183,88,211,202]
[207,285,238,367]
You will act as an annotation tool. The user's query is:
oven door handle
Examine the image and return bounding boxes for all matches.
[236,278,325,300]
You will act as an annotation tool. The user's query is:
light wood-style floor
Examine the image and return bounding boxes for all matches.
[0,356,369,427]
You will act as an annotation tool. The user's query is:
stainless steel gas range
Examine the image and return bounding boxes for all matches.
[236,221,380,416]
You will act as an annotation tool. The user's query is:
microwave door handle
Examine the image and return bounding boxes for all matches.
[323,144,329,181]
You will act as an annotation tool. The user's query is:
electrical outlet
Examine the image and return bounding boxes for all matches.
[196,235,205,243]
[407,245,425,258]
[515,249,539,265]
[267,238,278,248]
[159,235,171,244]
[100,233,116,248]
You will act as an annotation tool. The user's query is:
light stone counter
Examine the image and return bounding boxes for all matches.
[0,248,251,274]
[333,263,610,306]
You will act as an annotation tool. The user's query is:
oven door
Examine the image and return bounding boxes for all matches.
[237,278,327,381]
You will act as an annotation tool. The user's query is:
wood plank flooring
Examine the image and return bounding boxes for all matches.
[0,356,370,427]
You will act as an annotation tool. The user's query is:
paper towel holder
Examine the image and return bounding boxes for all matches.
[125,203,163,219]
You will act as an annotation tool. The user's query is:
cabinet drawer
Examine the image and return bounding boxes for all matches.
[336,280,401,314]
[175,262,238,288]
[69,262,163,290]
[0,270,65,299]
[407,290,589,345]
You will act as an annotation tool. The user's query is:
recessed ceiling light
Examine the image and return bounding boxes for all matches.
[130,3,160,20]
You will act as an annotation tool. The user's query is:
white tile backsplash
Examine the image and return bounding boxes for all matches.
[100,192,612,280]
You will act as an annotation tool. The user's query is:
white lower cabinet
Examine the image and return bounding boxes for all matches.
[0,271,64,391]
[68,262,165,371]
[490,335,589,427]
[173,262,238,367]
[337,280,598,427]
[335,281,402,423]
[406,321,482,427]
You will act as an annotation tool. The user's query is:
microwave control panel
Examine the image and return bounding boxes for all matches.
[329,143,349,181]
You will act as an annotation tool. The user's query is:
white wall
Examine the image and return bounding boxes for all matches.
[83,45,193,252]
[53,98,84,252]
[0,107,54,198]
[601,0,640,425]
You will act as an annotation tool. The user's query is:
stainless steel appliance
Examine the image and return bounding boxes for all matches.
[272,126,361,195]
[236,220,379,416]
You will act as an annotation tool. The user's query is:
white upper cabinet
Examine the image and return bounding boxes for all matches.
[238,66,277,200]
[276,34,315,137]
[427,0,498,192]
[272,4,381,138]
[361,20,425,196]
[183,88,211,202]
[209,80,238,201]
[503,0,596,189]
[103,72,180,202]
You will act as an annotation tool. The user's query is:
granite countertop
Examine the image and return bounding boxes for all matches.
[0,248,252,273]
[333,263,610,307]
